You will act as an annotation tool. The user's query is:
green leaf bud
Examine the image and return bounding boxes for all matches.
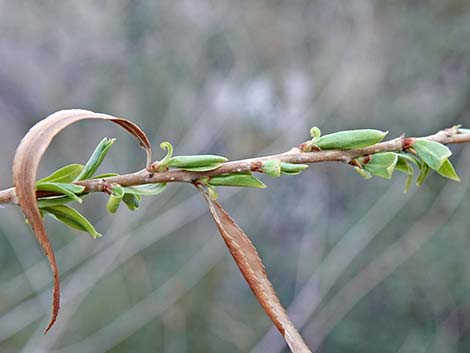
[315,129,388,150]
[310,127,321,140]
[76,138,116,180]
[168,155,228,169]
[280,162,309,175]
[262,160,281,177]
[154,141,174,171]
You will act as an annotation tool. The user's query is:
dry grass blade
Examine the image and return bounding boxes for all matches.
[12,109,152,333]
[200,189,312,353]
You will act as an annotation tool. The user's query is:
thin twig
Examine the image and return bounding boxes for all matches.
[1,127,469,205]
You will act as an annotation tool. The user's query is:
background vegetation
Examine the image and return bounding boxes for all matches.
[0,1,469,352]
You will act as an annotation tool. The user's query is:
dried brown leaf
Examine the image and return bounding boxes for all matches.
[200,190,312,353]
[12,109,152,333]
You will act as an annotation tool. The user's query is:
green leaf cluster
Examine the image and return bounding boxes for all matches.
[36,138,167,238]
[353,139,460,192]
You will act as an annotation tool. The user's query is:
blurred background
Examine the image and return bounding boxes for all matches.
[0,1,469,352]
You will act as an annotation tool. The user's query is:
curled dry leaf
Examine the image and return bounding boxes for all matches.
[12,109,152,333]
[200,188,312,353]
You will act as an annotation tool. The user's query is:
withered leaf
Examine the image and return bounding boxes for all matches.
[12,109,152,333]
[201,190,312,353]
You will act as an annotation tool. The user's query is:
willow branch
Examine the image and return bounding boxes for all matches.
[1,127,469,205]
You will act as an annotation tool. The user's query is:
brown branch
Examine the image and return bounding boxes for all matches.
[1,127,469,205]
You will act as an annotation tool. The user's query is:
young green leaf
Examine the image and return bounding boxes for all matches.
[315,129,388,150]
[397,152,420,166]
[36,182,85,203]
[38,196,83,208]
[122,193,140,211]
[412,140,452,170]
[208,172,267,188]
[363,152,398,179]
[168,155,228,168]
[122,183,167,196]
[37,164,84,183]
[416,162,431,186]
[152,141,174,171]
[106,184,125,214]
[395,156,414,192]
[310,126,322,140]
[106,195,121,214]
[207,185,219,200]
[280,162,309,175]
[436,159,460,182]
[42,205,102,238]
[354,167,372,179]
[173,164,223,172]
[76,138,116,180]
[90,173,119,179]
[262,160,281,177]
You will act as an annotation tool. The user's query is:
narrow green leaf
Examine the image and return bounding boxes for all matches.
[354,167,372,179]
[110,184,125,197]
[37,164,84,183]
[207,185,218,200]
[397,153,420,166]
[106,195,121,214]
[76,137,116,180]
[175,164,223,172]
[310,126,321,140]
[122,183,167,196]
[106,184,125,214]
[416,162,431,186]
[363,152,398,179]
[436,159,460,182]
[154,141,174,171]
[42,205,102,238]
[315,129,388,150]
[38,196,79,208]
[168,155,228,168]
[90,173,119,179]
[262,160,281,177]
[36,182,85,203]
[412,140,452,170]
[280,162,309,175]
[123,193,140,211]
[395,156,414,192]
[208,172,266,188]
